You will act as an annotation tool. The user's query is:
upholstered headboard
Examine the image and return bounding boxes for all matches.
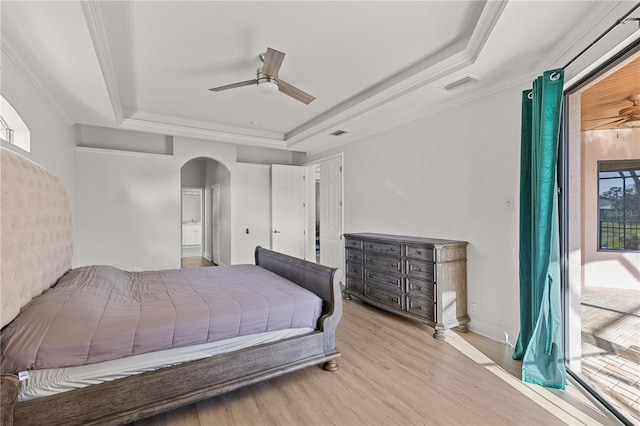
[0,148,73,328]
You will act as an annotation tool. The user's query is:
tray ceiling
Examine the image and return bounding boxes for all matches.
[1,1,635,154]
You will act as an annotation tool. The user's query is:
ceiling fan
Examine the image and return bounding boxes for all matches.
[208,47,315,105]
[588,94,640,129]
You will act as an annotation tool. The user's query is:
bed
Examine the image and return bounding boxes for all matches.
[0,147,343,425]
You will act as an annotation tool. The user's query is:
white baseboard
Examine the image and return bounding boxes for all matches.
[204,252,212,261]
[467,319,516,348]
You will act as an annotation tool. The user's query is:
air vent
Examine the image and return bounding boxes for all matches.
[329,130,349,136]
[441,76,479,92]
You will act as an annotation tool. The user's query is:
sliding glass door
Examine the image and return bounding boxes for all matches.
[561,44,640,425]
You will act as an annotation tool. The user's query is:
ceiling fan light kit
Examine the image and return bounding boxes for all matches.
[622,116,640,128]
[257,72,279,94]
[209,47,315,105]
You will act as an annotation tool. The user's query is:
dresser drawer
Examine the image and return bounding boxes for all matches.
[364,268,402,291]
[365,285,403,309]
[346,277,363,294]
[406,245,434,261]
[363,241,401,256]
[405,278,435,301]
[406,259,434,281]
[346,248,363,264]
[346,262,363,279]
[345,238,362,249]
[405,296,435,321]
[364,252,402,272]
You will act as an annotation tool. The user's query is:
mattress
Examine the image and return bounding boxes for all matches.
[17,327,314,401]
[1,264,323,374]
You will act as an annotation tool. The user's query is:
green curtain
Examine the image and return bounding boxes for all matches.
[513,69,566,390]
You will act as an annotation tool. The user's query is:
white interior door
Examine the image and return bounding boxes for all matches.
[271,165,306,259]
[211,184,220,264]
[319,157,343,268]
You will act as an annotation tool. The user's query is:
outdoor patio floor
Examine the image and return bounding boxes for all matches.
[581,286,640,423]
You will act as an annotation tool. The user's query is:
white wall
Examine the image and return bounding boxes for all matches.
[75,130,279,271]
[75,148,178,270]
[582,128,640,290]
[236,145,294,165]
[1,50,77,259]
[307,85,523,344]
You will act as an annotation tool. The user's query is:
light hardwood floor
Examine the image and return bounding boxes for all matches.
[130,298,613,425]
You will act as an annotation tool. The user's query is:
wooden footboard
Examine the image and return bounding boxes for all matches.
[1,249,342,426]
[255,246,343,355]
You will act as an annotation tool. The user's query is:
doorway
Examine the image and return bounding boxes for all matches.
[305,155,343,270]
[181,187,203,257]
[180,157,230,267]
[563,47,640,424]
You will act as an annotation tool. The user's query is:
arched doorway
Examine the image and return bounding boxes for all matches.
[180,157,231,267]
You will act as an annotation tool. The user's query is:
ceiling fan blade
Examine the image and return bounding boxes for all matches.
[589,117,627,130]
[585,114,628,121]
[209,79,257,92]
[278,80,315,105]
[262,48,285,78]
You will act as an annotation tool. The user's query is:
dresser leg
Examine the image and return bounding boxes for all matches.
[323,359,339,372]
[342,291,351,300]
[456,324,469,333]
[433,326,447,340]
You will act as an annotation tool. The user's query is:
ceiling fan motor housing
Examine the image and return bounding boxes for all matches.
[257,69,279,94]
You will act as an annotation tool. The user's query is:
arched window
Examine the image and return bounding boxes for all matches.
[0,96,30,152]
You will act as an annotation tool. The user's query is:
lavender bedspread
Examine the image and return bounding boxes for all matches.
[1,264,322,374]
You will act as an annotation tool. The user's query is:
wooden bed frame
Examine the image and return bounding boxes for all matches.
[0,148,342,425]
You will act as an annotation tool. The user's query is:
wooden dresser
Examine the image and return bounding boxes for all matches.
[343,233,469,339]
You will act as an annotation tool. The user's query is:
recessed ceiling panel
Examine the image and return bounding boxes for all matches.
[132,1,484,134]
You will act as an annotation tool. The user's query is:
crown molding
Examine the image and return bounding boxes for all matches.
[128,111,284,140]
[466,0,509,61]
[119,117,288,150]
[1,38,74,126]
[537,1,627,72]
[284,0,508,148]
[80,0,124,123]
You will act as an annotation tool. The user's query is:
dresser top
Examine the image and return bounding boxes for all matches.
[343,233,468,246]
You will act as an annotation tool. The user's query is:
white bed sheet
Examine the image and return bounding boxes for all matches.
[18,327,314,402]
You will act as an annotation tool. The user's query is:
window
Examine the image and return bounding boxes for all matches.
[598,159,640,251]
[0,96,30,152]
[0,115,13,142]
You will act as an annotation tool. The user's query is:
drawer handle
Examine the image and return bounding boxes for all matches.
[417,306,424,310]
[390,247,395,251]
[418,250,423,255]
